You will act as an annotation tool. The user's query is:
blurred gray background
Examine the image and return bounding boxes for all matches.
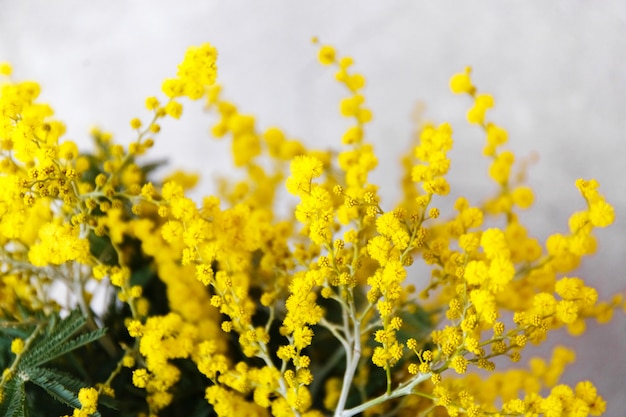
[2,1,625,414]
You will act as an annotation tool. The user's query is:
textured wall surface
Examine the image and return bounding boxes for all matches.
[2,1,625,414]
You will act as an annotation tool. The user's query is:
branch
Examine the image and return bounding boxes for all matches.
[337,372,432,417]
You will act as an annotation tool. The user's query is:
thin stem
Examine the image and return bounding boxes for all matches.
[385,365,392,395]
[72,263,116,357]
[257,342,288,397]
[101,348,127,390]
[264,304,275,334]
[333,316,361,417]
[0,323,45,390]
[358,300,376,323]
[256,338,301,417]
[338,372,432,417]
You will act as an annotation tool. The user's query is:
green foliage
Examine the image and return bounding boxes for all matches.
[0,310,109,416]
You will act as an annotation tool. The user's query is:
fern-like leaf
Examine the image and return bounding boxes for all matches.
[0,378,26,417]
[27,367,102,417]
[28,366,86,395]
[2,310,109,415]
[0,325,30,340]
[29,326,108,368]
[20,311,86,368]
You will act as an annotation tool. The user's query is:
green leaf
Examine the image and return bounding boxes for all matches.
[188,400,212,417]
[27,367,93,414]
[129,265,157,290]
[396,302,436,344]
[28,367,85,398]
[30,326,108,368]
[14,296,32,323]
[88,232,118,266]
[141,159,168,175]
[0,378,26,417]
[1,310,109,416]
[0,325,31,340]
[20,311,86,368]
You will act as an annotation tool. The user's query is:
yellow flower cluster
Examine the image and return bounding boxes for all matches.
[162,43,218,101]
[444,347,607,417]
[0,41,622,417]
[129,313,197,413]
[61,387,99,417]
[0,62,90,315]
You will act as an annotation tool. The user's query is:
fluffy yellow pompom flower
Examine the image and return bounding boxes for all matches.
[129,117,142,129]
[449,66,474,94]
[132,369,150,388]
[164,101,183,119]
[318,45,336,65]
[480,228,510,260]
[10,338,24,355]
[286,155,324,196]
[512,186,534,209]
[0,61,12,75]
[487,256,515,293]
[464,260,488,286]
[451,355,468,374]
[58,140,79,160]
[76,387,99,416]
[589,200,615,227]
[467,93,494,125]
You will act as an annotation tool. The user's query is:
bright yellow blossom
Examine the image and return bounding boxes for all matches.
[0,43,619,417]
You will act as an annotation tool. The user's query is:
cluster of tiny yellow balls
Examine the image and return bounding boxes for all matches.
[0,40,621,417]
